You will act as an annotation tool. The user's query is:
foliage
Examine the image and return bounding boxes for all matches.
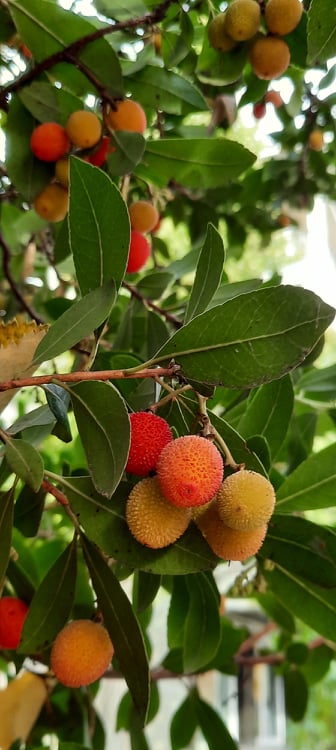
[0,0,336,748]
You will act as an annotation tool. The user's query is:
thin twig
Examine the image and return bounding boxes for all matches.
[0,232,44,324]
[0,364,181,392]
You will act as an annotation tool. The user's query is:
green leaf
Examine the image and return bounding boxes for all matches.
[192,690,238,750]
[70,380,130,498]
[185,224,225,324]
[132,571,162,614]
[284,669,308,722]
[8,0,123,98]
[149,285,335,388]
[170,694,198,750]
[263,563,336,642]
[44,384,72,443]
[68,158,130,295]
[237,376,294,458]
[183,573,221,673]
[95,0,148,19]
[5,438,44,492]
[137,138,256,189]
[167,577,190,649]
[307,0,336,63]
[126,66,208,115]
[5,95,52,202]
[60,476,218,574]
[256,592,295,634]
[301,644,334,685]
[197,27,248,86]
[13,485,45,537]
[19,82,82,125]
[108,131,146,176]
[19,537,77,653]
[81,534,150,726]
[209,411,267,474]
[0,487,15,587]
[32,280,116,365]
[276,442,336,513]
[260,515,336,588]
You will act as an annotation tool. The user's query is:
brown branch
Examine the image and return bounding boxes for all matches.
[42,478,81,529]
[0,232,44,324]
[123,281,182,328]
[0,364,181,392]
[0,0,178,109]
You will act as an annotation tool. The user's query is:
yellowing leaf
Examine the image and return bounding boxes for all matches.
[0,319,48,414]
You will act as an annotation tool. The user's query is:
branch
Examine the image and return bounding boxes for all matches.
[0,0,178,108]
[0,364,181,392]
[123,281,182,328]
[0,232,44,324]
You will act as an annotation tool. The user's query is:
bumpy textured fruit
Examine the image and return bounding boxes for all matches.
[195,501,267,560]
[308,128,324,151]
[265,0,303,36]
[207,12,237,52]
[55,157,70,186]
[0,596,29,649]
[30,122,70,162]
[127,230,151,273]
[129,201,160,234]
[50,619,113,687]
[104,99,147,134]
[65,110,102,149]
[126,411,173,476]
[225,0,261,41]
[126,476,191,548]
[33,183,69,222]
[249,35,291,79]
[156,435,224,508]
[216,469,276,530]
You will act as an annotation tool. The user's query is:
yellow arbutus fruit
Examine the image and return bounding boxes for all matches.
[248,35,291,79]
[50,619,114,688]
[225,0,261,41]
[33,182,69,223]
[207,12,238,52]
[0,319,48,414]
[0,671,48,750]
[126,476,191,549]
[216,469,276,531]
[195,499,268,561]
[264,0,303,36]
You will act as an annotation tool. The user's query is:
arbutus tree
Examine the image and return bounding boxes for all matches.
[0,0,336,748]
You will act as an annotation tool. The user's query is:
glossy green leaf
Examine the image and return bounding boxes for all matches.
[208,411,267,474]
[170,694,198,750]
[192,690,238,750]
[94,0,147,18]
[297,363,336,400]
[70,380,130,498]
[13,485,45,537]
[183,573,221,673]
[32,280,116,365]
[60,476,218,574]
[81,534,150,725]
[8,0,123,97]
[284,669,308,722]
[307,0,336,63]
[263,563,336,641]
[205,617,247,674]
[260,515,336,588]
[19,82,82,125]
[108,131,146,177]
[301,644,334,685]
[237,376,294,458]
[132,571,162,614]
[0,487,15,587]
[276,442,336,513]
[5,95,52,202]
[185,224,225,324]
[149,286,335,388]
[5,438,43,492]
[127,66,208,115]
[19,537,77,653]
[167,577,190,650]
[137,138,256,189]
[68,158,130,295]
[256,592,295,634]
[44,384,72,443]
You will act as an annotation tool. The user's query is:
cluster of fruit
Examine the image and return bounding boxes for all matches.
[30,98,157,273]
[0,596,113,688]
[208,0,303,80]
[124,411,276,560]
